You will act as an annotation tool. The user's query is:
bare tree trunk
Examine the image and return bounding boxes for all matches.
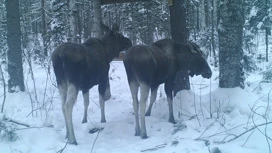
[68,0,80,43]
[93,0,102,38]
[218,0,244,88]
[41,0,48,56]
[130,2,137,45]
[211,0,217,67]
[83,0,92,39]
[93,0,111,100]
[204,0,210,27]
[6,0,25,92]
[169,0,190,95]
[265,28,269,62]
[145,1,153,45]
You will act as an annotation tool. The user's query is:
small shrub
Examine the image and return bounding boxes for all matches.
[262,63,272,83]
[0,117,18,142]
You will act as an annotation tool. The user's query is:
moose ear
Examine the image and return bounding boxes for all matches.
[112,24,119,34]
[101,22,110,33]
[188,42,198,54]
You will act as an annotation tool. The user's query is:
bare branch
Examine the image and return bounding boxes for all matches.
[0,64,6,113]
[56,140,68,153]
[215,121,272,144]
[3,116,30,127]
[141,143,167,152]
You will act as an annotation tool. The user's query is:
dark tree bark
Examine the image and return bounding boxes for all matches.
[93,0,102,38]
[83,0,92,40]
[41,0,48,56]
[6,0,25,92]
[204,0,210,27]
[169,0,190,95]
[265,27,269,62]
[95,0,111,100]
[68,0,81,43]
[218,0,244,88]
[211,0,217,67]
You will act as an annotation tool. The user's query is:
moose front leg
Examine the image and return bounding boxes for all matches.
[165,81,176,124]
[82,90,89,123]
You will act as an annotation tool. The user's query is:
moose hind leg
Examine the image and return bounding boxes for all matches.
[139,83,150,139]
[146,86,159,116]
[99,80,107,123]
[58,82,69,138]
[64,83,79,145]
[82,90,89,123]
[129,81,140,136]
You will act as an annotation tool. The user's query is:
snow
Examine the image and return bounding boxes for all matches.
[0,58,272,153]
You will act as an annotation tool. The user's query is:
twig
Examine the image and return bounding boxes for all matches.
[209,78,212,118]
[91,129,101,153]
[215,121,272,144]
[0,64,6,113]
[265,88,272,153]
[56,140,69,153]
[241,130,255,147]
[3,116,30,127]
[141,143,167,152]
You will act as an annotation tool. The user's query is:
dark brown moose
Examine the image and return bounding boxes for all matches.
[52,24,132,145]
[123,38,212,139]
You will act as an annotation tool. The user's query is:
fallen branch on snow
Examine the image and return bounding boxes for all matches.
[3,116,30,127]
[141,143,167,152]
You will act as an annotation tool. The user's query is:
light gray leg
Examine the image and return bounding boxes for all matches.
[146,86,159,116]
[129,82,140,136]
[64,83,79,145]
[82,91,89,123]
[58,82,68,138]
[99,94,106,123]
[139,83,150,139]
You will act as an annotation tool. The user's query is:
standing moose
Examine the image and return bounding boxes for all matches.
[52,24,132,145]
[123,38,212,139]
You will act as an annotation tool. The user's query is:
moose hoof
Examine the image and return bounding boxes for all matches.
[68,139,78,145]
[141,134,148,139]
[168,117,176,124]
[135,131,140,136]
[145,112,151,116]
[82,119,87,124]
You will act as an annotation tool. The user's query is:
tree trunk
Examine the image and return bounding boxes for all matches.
[94,0,111,100]
[169,0,190,95]
[93,0,102,38]
[41,0,48,56]
[265,27,269,62]
[68,0,80,43]
[204,0,210,27]
[6,0,25,92]
[218,0,244,88]
[211,0,217,67]
[83,0,92,39]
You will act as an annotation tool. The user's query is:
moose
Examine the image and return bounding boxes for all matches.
[51,24,132,145]
[123,38,212,139]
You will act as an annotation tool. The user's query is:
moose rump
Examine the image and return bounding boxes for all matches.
[52,24,132,145]
[123,38,212,139]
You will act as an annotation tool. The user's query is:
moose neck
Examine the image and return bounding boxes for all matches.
[101,36,119,63]
[174,43,197,71]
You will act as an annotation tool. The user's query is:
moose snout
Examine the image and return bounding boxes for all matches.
[202,69,212,79]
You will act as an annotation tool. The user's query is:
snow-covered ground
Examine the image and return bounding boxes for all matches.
[0,59,271,153]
